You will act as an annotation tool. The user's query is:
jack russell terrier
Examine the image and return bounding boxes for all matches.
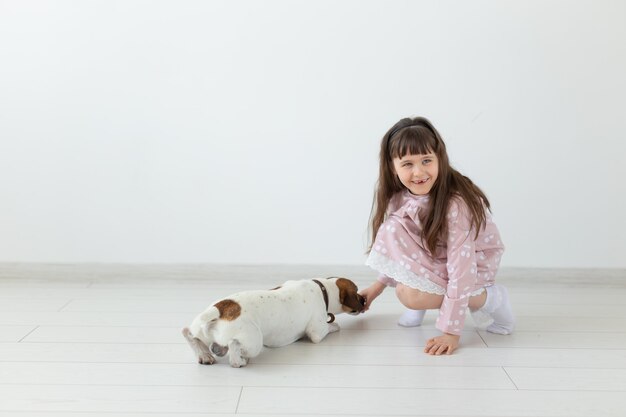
[182,277,365,367]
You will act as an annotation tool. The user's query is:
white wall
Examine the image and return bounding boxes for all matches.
[1,0,625,268]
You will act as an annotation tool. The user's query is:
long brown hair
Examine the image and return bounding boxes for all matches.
[368,117,491,255]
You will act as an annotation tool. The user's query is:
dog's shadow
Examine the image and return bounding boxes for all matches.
[336,312,437,331]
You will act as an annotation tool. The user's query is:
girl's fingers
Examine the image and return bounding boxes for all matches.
[424,343,453,355]
[424,344,439,355]
[424,339,458,355]
[424,339,435,352]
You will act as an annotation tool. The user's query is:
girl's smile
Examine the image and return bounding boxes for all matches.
[393,153,439,195]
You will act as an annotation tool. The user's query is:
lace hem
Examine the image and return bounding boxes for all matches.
[470,287,486,297]
[366,250,445,295]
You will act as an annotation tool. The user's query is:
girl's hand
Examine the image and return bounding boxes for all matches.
[424,333,460,355]
[358,281,386,312]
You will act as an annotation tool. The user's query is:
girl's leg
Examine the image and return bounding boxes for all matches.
[398,309,426,327]
[395,284,444,310]
[395,284,493,327]
[394,285,436,327]
[470,285,515,334]
[468,290,487,310]
[396,283,488,308]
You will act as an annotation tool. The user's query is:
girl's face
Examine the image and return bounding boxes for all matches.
[393,152,439,195]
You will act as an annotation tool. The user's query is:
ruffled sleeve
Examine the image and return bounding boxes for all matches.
[435,198,478,335]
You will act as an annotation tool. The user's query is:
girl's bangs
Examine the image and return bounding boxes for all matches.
[389,126,437,159]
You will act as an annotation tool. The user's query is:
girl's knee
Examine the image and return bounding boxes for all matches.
[395,284,413,305]
[395,284,443,310]
[395,284,411,301]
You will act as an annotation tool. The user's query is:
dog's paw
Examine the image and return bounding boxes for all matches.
[198,354,216,365]
[229,356,248,368]
[328,322,340,333]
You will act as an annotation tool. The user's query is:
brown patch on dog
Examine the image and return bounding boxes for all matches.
[213,299,241,321]
[335,277,366,313]
[269,286,282,290]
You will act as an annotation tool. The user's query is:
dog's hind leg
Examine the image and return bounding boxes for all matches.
[225,324,263,368]
[227,339,248,368]
[182,327,216,365]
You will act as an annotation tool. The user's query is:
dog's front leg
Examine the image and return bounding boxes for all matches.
[327,322,340,334]
[306,321,340,344]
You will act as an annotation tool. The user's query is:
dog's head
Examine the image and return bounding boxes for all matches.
[334,277,366,314]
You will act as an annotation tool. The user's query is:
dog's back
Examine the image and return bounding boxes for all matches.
[207,281,318,347]
[183,277,364,367]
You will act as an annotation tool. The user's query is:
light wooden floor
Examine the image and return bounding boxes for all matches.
[1,263,625,416]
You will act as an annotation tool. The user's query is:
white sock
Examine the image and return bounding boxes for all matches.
[481,285,515,335]
[398,309,426,327]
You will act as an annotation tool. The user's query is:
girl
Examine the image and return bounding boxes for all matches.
[360,116,514,355]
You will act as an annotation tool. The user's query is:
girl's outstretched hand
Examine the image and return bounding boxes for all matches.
[358,281,386,312]
[424,333,460,355]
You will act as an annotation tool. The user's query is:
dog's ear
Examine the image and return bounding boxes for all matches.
[335,277,366,313]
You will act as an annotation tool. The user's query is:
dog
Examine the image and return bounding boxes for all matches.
[181,276,365,367]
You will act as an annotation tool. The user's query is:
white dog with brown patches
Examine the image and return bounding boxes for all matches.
[182,277,365,367]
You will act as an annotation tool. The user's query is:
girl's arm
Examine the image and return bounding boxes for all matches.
[435,199,478,336]
[361,193,403,311]
[425,200,478,355]
[359,277,391,311]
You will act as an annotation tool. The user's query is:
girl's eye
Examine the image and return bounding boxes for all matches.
[422,159,431,165]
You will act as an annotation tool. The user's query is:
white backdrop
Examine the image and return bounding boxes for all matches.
[1,0,625,268]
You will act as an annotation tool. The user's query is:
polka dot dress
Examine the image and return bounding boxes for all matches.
[366,191,505,335]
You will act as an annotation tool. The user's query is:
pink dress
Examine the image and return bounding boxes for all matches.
[366,190,505,335]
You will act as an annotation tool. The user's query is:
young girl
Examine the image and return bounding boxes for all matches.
[360,116,514,355]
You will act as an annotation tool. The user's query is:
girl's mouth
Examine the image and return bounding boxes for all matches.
[413,178,429,185]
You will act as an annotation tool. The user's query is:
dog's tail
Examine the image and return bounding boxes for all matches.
[185,305,220,339]
[199,305,220,324]
[199,305,221,336]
